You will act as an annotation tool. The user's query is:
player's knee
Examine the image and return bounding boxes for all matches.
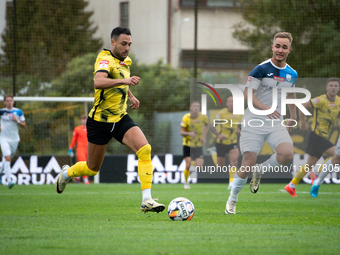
[280,151,294,164]
[136,144,151,161]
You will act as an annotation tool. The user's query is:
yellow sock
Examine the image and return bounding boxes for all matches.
[184,169,191,183]
[67,161,98,177]
[229,166,236,183]
[136,144,153,190]
[211,152,217,166]
[317,157,332,174]
[291,164,310,185]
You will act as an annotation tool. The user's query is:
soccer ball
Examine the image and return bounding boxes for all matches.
[168,197,195,221]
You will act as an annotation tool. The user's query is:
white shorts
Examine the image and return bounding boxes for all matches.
[335,135,340,156]
[240,126,293,155]
[1,140,19,158]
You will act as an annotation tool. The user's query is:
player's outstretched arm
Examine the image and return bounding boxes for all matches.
[94,72,140,89]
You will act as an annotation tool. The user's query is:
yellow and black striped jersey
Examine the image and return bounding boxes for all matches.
[181,113,208,147]
[88,49,132,123]
[214,108,242,145]
[310,94,340,139]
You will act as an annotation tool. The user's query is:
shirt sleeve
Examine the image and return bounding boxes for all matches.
[246,65,264,90]
[180,115,188,128]
[69,128,78,149]
[94,56,113,74]
[18,109,25,122]
[310,96,324,109]
[204,115,208,125]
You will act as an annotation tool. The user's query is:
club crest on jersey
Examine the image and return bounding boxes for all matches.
[119,61,127,65]
[99,60,109,69]
[286,74,291,81]
[312,98,320,104]
[273,76,285,82]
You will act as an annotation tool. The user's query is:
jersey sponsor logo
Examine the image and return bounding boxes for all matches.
[312,98,320,104]
[99,60,109,69]
[330,103,336,107]
[273,76,285,82]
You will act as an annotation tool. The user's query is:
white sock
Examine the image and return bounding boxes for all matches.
[142,188,152,201]
[4,161,11,183]
[228,172,248,202]
[314,158,333,186]
[261,153,280,174]
[62,170,71,181]
[83,177,89,183]
[289,182,296,189]
[0,157,4,174]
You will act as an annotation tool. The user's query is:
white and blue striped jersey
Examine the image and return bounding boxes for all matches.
[244,59,298,129]
[0,107,25,142]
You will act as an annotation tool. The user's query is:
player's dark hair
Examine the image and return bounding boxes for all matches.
[4,94,14,101]
[111,27,131,40]
[326,77,339,85]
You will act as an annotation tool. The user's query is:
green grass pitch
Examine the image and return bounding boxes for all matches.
[0,183,339,255]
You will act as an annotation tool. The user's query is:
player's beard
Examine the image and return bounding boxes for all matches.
[112,46,126,61]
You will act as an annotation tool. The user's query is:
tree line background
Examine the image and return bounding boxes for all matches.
[0,0,339,155]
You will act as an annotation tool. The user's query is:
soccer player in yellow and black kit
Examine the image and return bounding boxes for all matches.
[285,78,340,197]
[210,96,242,189]
[180,101,209,189]
[55,27,165,213]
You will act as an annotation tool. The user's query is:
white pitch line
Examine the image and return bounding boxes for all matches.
[0,191,139,196]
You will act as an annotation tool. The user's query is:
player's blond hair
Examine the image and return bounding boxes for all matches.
[273,32,293,45]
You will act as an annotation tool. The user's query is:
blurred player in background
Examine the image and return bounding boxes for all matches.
[285,78,340,197]
[209,96,241,190]
[310,135,340,197]
[180,101,209,189]
[55,27,165,213]
[0,95,26,188]
[69,115,89,185]
[225,32,298,214]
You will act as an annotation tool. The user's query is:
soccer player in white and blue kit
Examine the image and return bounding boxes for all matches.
[225,32,298,214]
[0,95,26,188]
